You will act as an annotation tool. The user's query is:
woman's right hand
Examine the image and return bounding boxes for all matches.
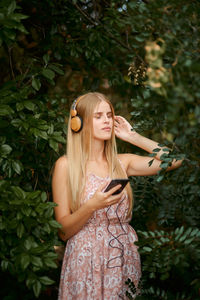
[86,182,124,212]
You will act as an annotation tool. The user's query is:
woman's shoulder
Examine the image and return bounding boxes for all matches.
[53,155,68,174]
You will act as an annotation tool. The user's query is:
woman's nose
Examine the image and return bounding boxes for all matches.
[103,115,109,122]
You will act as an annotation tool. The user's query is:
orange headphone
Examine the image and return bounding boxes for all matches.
[70,96,83,133]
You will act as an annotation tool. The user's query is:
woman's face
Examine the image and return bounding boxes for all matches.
[92,101,113,141]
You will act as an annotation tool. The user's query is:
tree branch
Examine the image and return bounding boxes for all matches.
[8,46,15,80]
[74,2,145,63]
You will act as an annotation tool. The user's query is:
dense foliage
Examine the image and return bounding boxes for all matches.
[0,0,199,299]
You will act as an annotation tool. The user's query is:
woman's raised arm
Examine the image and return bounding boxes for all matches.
[114,116,182,177]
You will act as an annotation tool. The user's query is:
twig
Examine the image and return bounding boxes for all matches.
[75,3,97,26]
[34,173,38,190]
[74,3,145,63]
[8,46,15,80]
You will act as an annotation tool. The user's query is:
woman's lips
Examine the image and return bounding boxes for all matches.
[102,127,111,131]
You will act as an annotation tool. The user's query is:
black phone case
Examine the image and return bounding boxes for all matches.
[104,179,129,195]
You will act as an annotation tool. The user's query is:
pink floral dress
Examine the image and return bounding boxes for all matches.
[58,173,141,300]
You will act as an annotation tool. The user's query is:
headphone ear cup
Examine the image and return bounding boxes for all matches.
[71,115,83,132]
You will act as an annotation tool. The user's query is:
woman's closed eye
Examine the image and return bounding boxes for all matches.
[107,112,113,118]
[94,112,113,119]
[94,114,101,119]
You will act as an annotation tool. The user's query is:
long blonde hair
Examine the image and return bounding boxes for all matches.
[67,92,133,216]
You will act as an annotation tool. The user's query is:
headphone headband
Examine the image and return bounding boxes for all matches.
[70,95,84,132]
[71,98,78,111]
[71,96,85,116]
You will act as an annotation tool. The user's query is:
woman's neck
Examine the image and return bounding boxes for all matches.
[89,140,106,162]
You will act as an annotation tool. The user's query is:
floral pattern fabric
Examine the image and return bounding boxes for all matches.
[58,173,141,300]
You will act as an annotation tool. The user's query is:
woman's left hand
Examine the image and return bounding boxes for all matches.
[114,116,137,142]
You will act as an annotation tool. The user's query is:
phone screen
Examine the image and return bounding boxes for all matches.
[104,178,129,195]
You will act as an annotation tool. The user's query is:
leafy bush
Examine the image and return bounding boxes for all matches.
[0,181,61,297]
[0,0,199,299]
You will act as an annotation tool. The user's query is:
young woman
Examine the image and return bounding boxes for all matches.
[52,92,182,300]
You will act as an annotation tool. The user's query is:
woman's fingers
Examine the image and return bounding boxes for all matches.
[104,184,122,197]
[99,181,110,192]
[94,182,124,208]
[108,190,125,205]
[114,115,123,121]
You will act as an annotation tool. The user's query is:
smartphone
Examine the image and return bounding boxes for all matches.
[104,178,129,195]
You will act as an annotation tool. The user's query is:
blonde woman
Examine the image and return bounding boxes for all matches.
[52,92,182,299]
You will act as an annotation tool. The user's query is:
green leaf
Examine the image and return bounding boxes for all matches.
[0,104,14,116]
[46,252,58,259]
[7,1,16,15]
[33,280,42,298]
[31,256,43,268]
[153,148,161,152]
[36,123,49,130]
[42,69,55,80]
[26,277,35,289]
[0,216,5,229]
[156,175,164,182]
[160,162,169,169]
[51,132,66,143]
[148,159,154,167]
[24,238,32,250]
[41,191,47,202]
[0,137,6,145]
[190,228,199,237]
[21,254,30,270]
[12,160,22,174]
[32,78,41,91]
[1,144,12,156]
[47,124,54,135]
[3,28,16,40]
[21,207,31,216]
[1,260,9,271]
[24,100,35,111]
[33,128,48,140]
[17,212,22,220]
[163,148,170,152]
[44,207,54,218]
[39,276,55,285]
[11,118,22,127]
[17,223,25,238]
[11,186,26,199]
[175,226,185,241]
[143,246,152,252]
[49,219,62,228]
[135,35,145,42]
[43,53,50,65]
[148,153,156,157]
[160,153,168,160]
[38,130,48,140]
[49,139,58,152]
[49,64,64,75]
[11,13,29,21]
[184,237,194,245]
[44,258,57,268]
[161,272,169,280]
[16,102,24,111]
[43,223,51,234]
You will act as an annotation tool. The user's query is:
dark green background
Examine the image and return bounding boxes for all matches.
[0,0,199,299]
